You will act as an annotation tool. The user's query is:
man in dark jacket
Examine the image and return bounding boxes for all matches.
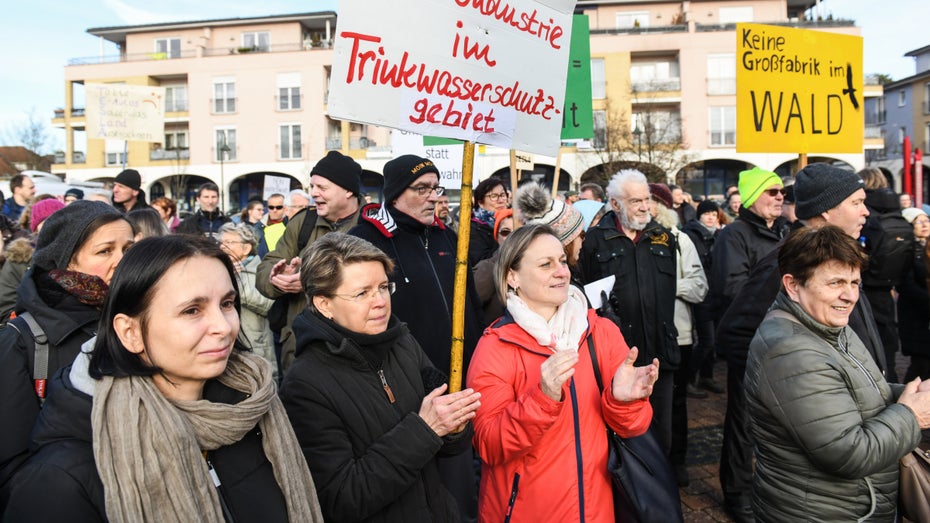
[110,168,150,213]
[1,175,35,222]
[176,182,231,242]
[716,163,872,522]
[256,151,363,372]
[712,166,788,522]
[349,154,483,522]
[579,169,678,454]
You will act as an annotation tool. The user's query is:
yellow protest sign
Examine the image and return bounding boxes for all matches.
[736,23,863,153]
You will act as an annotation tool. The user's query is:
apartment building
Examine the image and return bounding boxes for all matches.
[52,2,869,209]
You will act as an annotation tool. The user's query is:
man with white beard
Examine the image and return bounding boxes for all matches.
[580,169,679,455]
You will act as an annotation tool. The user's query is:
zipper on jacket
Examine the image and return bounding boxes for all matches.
[418,235,451,315]
[569,378,586,522]
[205,454,236,523]
[839,331,880,392]
[504,472,520,523]
[378,369,396,403]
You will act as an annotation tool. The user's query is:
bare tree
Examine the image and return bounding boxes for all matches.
[2,107,53,171]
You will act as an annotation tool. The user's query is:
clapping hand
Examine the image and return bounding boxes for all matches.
[611,347,659,402]
[269,256,302,293]
[540,351,579,401]
[418,384,482,437]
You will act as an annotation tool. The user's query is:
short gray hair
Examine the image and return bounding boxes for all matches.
[286,189,311,205]
[218,222,258,253]
[606,169,648,201]
[301,233,395,314]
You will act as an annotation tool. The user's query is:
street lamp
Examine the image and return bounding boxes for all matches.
[219,136,231,211]
[632,125,643,163]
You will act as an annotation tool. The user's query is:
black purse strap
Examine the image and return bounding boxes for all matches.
[586,335,606,393]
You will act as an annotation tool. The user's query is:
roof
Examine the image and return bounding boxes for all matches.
[905,44,930,58]
[87,11,337,46]
[574,0,819,17]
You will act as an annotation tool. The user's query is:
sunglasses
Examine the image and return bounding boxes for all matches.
[267,205,284,210]
[763,188,786,197]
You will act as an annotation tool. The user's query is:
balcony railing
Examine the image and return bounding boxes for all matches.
[864,125,883,139]
[68,41,332,66]
[695,19,854,32]
[53,107,85,118]
[54,151,86,164]
[632,78,681,92]
[590,24,688,35]
[325,137,382,150]
[165,101,189,112]
[150,148,191,161]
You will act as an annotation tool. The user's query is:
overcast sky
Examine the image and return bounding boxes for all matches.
[0,0,925,151]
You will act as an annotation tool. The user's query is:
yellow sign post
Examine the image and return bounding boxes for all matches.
[736,23,863,154]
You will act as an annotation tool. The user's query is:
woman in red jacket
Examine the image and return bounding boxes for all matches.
[466,224,659,523]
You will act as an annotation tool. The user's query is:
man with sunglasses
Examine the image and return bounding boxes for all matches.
[350,154,483,522]
[254,193,286,258]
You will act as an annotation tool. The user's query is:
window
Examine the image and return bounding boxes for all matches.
[279,124,302,160]
[242,31,270,51]
[719,7,753,23]
[164,85,188,112]
[631,60,680,91]
[215,128,237,162]
[925,123,930,154]
[277,73,302,110]
[924,83,930,114]
[634,111,681,143]
[593,110,607,149]
[709,106,736,146]
[154,38,181,59]
[165,130,188,150]
[876,96,886,123]
[591,58,606,99]
[213,78,236,113]
[105,139,126,166]
[616,11,649,29]
[899,126,907,145]
[707,54,736,95]
[899,90,907,107]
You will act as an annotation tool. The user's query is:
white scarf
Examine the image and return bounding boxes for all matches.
[506,285,589,352]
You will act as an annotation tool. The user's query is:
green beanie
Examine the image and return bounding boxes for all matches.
[738,167,782,208]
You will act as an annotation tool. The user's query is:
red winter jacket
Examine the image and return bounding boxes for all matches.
[466,309,653,523]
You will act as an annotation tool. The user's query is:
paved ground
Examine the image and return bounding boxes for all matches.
[678,354,910,521]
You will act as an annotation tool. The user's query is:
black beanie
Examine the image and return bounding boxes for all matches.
[33,200,124,272]
[696,199,719,217]
[794,163,865,220]
[114,169,142,191]
[382,155,440,205]
[310,151,361,195]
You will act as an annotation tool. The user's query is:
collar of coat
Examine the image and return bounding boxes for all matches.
[359,203,446,238]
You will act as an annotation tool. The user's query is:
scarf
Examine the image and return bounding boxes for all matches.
[91,351,323,523]
[473,207,496,228]
[47,269,109,307]
[506,285,589,352]
[320,313,404,369]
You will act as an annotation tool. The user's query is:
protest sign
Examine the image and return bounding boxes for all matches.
[85,83,166,142]
[392,130,465,188]
[561,14,593,140]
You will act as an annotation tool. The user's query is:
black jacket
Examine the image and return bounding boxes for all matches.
[682,219,717,322]
[349,204,483,374]
[898,243,930,357]
[467,217,497,268]
[710,207,788,316]
[176,209,232,242]
[579,211,679,368]
[2,363,288,522]
[717,223,886,371]
[280,311,469,522]
[0,269,99,491]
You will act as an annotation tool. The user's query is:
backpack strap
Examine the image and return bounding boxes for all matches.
[7,312,50,399]
[296,209,319,254]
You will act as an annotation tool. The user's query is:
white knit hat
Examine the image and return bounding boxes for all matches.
[513,182,584,245]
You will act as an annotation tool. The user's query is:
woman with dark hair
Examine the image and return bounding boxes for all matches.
[240,200,265,227]
[280,232,481,522]
[469,177,509,267]
[467,224,658,522]
[0,201,133,490]
[2,235,324,522]
[746,225,930,522]
[127,207,168,240]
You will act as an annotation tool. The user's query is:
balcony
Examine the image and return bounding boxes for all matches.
[54,151,86,164]
[67,41,333,66]
[590,24,688,36]
[632,78,681,93]
[695,18,855,32]
[53,107,85,118]
[150,148,190,161]
[325,137,386,151]
[864,125,883,139]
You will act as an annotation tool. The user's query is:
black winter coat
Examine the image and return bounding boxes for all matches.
[467,217,497,268]
[0,269,99,491]
[579,212,679,368]
[176,209,232,242]
[898,243,930,357]
[280,311,469,523]
[2,363,289,522]
[349,204,483,374]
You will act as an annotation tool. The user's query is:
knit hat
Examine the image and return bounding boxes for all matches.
[738,167,782,208]
[493,208,514,241]
[33,200,123,272]
[382,154,440,205]
[696,199,719,217]
[30,198,65,233]
[114,169,142,191]
[649,183,674,209]
[64,188,84,201]
[513,182,584,245]
[310,151,362,195]
[902,207,927,224]
[794,163,865,220]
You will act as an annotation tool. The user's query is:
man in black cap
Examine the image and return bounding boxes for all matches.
[111,168,149,213]
[256,151,364,372]
[715,163,874,523]
[348,154,483,522]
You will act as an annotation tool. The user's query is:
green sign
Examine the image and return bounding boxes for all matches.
[561,14,593,140]
[422,135,461,146]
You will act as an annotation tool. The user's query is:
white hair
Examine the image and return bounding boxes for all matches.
[653,201,679,229]
[606,169,648,201]
[286,189,311,205]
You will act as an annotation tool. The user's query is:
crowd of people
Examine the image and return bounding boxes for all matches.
[0,155,929,522]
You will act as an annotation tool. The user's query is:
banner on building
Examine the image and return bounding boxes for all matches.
[392,130,465,188]
[85,83,166,142]
[736,23,863,153]
[328,0,576,156]
[561,14,593,140]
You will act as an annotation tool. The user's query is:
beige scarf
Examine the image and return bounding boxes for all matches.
[507,285,590,352]
[91,351,323,523]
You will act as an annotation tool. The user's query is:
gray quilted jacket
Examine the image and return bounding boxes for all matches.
[745,292,920,522]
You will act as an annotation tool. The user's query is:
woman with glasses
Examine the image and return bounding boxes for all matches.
[899,207,930,380]
[469,178,510,268]
[218,223,278,381]
[280,232,482,522]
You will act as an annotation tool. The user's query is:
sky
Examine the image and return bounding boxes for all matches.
[0,0,926,152]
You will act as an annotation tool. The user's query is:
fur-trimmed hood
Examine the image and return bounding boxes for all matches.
[4,237,34,264]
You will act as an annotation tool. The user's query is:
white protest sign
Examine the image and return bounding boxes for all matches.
[262,175,292,201]
[85,84,166,142]
[328,0,576,156]
[391,130,465,188]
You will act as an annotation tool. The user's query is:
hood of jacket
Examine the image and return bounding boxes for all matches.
[4,237,34,264]
[865,187,900,214]
[292,308,410,368]
[14,267,101,346]
[737,206,788,240]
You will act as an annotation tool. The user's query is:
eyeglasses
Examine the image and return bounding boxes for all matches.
[267,205,284,210]
[498,228,513,238]
[332,282,396,303]
[914,218,930,226]
[485,191,507,201]
[763,188,786,197]
[407,185,445,197]
[220,239,246,248]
